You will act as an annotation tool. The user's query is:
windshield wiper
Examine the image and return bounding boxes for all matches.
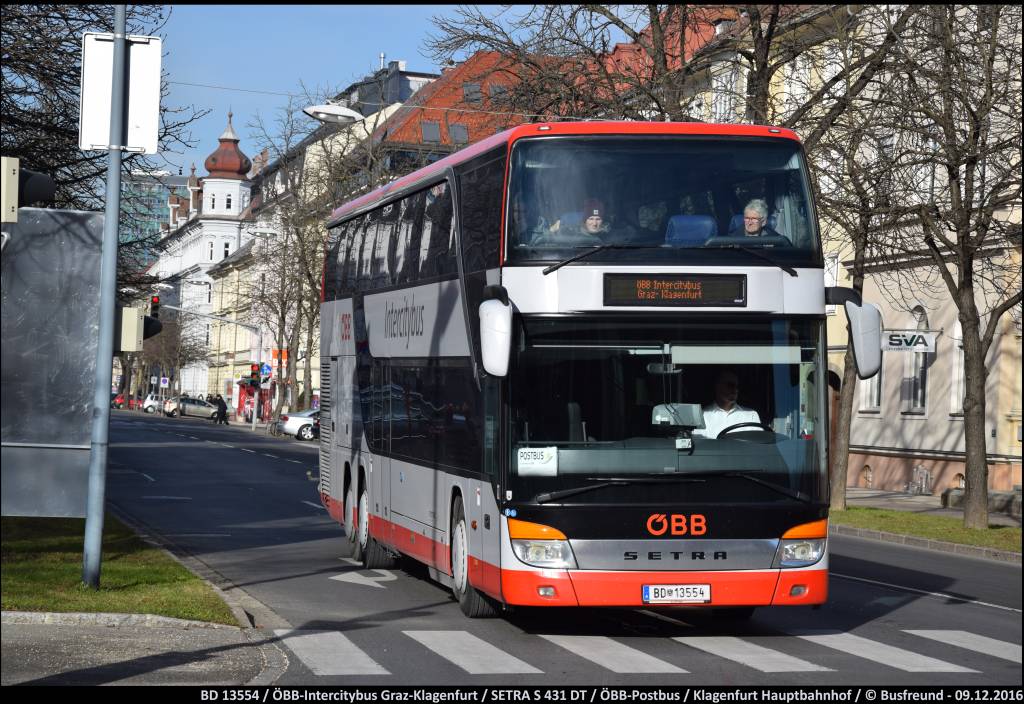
[532,475,703,504]
[702,243,798,277]
[542,244,664,276]
[684,470,814,504]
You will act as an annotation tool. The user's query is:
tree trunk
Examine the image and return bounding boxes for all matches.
[830,341,860,511]
[959,311,990,530]
[829,237,866,511]
[302,304,314,410]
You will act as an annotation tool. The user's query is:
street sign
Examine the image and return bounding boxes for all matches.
[79,33,162,154]
[159,376,169,388]
[150,376,158,385]
[261,362,272,375]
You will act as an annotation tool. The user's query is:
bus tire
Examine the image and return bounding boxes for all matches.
[356,486,394,569]
[451,496,497,618]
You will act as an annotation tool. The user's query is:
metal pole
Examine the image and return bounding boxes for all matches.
[83,4,127,589]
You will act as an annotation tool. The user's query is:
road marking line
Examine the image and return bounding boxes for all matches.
[188,436,199,440]
[796,632,977,672]
[140,473,156,482]
[833,573,1023,613]
[541,634,685,673]
[904,630,1022,663]
[331,570,396,589]
[288,460,303,464]
[241,449,256,453]
[673,636,830,672]
[303,501,326,511]
[403,631,542,674]
[165,533,231,538]
[263,454,279,459]
[274,630,389,676]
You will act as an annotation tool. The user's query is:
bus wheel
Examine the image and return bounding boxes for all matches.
[356,487,393,569]
[451,496,497,618]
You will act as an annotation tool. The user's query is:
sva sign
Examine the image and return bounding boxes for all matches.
[882,330,936,353]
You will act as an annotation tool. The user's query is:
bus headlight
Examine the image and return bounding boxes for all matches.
[778,539,825,567]
[511,539,577,569]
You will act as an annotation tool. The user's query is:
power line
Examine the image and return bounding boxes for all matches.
[167,80,593,122]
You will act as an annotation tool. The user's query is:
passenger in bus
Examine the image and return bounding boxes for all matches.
[543,198,609,242]
[730,198,784,239]
[693,368,762,439]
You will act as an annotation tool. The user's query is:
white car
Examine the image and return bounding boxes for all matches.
[141,393,161,413]
[276,408,319,440]
[163,396,218,419]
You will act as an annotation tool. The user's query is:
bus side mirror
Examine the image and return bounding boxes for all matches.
[845,300,882,380]
[479,297,512,377]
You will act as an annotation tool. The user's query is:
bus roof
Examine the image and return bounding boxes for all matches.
[326,121,801,227]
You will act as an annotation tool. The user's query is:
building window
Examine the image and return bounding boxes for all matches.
[205,324,210,346]
[226,194,232,211]
[711,57,739,123]
[450,123,469,145]
[210,194,216,210]
[488,84,507,102]
[462,83,483,106]
[209,241,214,261]
[902,306,929,414]
[224,242,230,259]
[860,360,882,412]
[950,321,964,415]
[421,121,441,143]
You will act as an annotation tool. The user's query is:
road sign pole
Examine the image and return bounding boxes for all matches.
[83,4,126,590]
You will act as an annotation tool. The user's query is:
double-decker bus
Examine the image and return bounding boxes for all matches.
[319,122,880,618]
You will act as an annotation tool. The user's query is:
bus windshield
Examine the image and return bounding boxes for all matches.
[507,316,827,505]
[507,136,819,268]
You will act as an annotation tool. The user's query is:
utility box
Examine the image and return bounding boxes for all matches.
[119,306,144,352]
[1,208,104,517]
[1,157,18,223]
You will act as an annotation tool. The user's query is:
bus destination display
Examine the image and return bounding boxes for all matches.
[604,273,747,307]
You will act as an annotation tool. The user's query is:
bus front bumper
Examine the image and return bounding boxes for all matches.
[499,567,827,607]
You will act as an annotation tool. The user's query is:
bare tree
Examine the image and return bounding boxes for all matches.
[0,4,208,287]
[863,5,1022,528]
[139,316,208,397]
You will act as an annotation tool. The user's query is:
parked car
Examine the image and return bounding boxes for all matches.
[110,392,125,409]
[141,393,161,413]
[277,408,319,440]
[163,396,218,419]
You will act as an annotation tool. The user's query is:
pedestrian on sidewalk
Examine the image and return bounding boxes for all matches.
[215,394,229,425]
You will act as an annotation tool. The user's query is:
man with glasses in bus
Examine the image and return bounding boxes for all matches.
[732,198,783,239]
[694,368,762,439]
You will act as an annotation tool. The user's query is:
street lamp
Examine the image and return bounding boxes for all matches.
[302,101,364,125]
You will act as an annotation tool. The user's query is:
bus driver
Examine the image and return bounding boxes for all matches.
[694,368,762,439]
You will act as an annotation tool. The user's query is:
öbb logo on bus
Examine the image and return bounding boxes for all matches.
[646,513,707,536]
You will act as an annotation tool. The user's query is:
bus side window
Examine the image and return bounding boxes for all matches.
[424,183,455,277]
[458,155,505,272]
[324,226,342,301]
[398,191,426,285]
[359,213,378,290]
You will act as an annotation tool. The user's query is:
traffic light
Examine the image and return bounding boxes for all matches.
[149,295,160,318]
[250,363,260,387]
[1,157,57,224]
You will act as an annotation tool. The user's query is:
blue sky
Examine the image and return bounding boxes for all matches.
[157,5,467,175]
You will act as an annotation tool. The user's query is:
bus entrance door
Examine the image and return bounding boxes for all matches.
[371,361,392,546]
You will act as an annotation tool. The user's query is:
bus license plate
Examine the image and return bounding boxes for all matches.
[643,584,711,604]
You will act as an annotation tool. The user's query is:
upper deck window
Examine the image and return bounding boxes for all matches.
[507,136,820,268]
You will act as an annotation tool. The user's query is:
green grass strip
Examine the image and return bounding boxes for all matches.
[1,516,238,624]
[830,507,1021,553]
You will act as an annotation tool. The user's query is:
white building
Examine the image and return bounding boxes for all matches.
[148,113,262,396]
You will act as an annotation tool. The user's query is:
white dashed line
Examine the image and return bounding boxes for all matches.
[240,449,256,453]
[263,454,279,459]
[288,460,303,465]
[303,501,326,511]
[140,473,156,482]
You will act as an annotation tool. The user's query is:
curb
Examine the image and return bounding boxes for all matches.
[106,505,291,685]
[830,523,1022,564]
[1,610,236,629]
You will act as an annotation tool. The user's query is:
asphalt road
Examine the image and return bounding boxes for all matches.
[107,411,1023,686]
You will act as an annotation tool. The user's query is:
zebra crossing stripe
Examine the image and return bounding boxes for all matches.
[404,631,542,674]
[541,635,686,673]
[274,630,389,675]
[673,636,831,673]
[798,632,977,672]
[904,630,1022,664]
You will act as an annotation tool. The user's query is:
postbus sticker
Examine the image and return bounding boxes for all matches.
[517,447,558,476]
